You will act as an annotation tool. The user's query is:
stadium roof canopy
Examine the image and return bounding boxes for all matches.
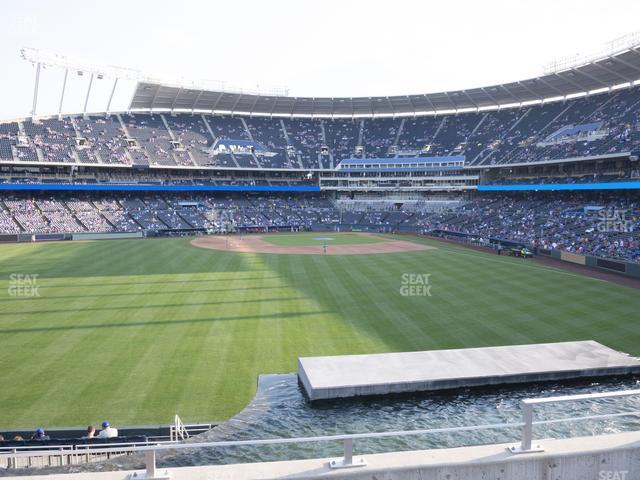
[20,32,640,119]
[129,43,640,117]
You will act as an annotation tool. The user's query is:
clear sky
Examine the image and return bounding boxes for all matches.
[2,0,640,119]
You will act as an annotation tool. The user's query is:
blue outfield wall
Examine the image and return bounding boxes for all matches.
[478,181,640,192]
[0,183,321,193]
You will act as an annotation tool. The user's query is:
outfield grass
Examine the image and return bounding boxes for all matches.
[0,234,638,428]
[260,232,385,246]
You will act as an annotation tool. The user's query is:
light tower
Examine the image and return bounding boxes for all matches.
[20,47,141,120]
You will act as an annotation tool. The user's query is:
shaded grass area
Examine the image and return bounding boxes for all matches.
[0,235,638,428]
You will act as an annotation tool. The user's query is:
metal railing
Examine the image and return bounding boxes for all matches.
[510,388,640,453]
[1,389,639,478]
[169,415,189,442]
[0,414,214,469]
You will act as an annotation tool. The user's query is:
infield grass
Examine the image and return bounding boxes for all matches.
[260,232,385,246]
[0,234,638,428]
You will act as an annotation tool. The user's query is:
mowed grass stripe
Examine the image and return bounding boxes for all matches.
[0,235,638,428]
[388,235,639,346]
[297,255,385,355]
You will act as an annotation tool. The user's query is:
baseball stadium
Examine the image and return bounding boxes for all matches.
[1,4,640,479]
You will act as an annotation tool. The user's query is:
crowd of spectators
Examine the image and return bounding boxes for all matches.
[0,194,341,234]
[407,193,639,262]
[485,169,640,185]
[0,192,637,262]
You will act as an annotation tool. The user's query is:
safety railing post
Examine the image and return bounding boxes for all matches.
[509,399,543,454]
[329,437,366,469]
[131,448,170,479]
[343,438,353,465]
[145,450,156,478]
[521,401,533,451]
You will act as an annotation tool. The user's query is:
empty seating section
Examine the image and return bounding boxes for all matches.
[245,117,292,168]
[0,121,19,161]
[0,201,20,232]
[4,199,51,232]
[208,116,250,141]
[24,119,76,163]
[67,200,112,231]
[428,115,480,157]
[93,199,139,231]
[0,138,14,160]
[361,118,397,157]
[505,95,607,164]
[462,109,523,163]
[0,194,342,233]
[207,116,258,168]
[323,119,360,162]
[76,147,100,164]
[76,116,130,164]
[0,86,638,169]
[396,116,441,154]
[14,142,38,162]
[283,119,323,168]
[35,198,83,232]
[165,115,213,166]
[123,114,184,166]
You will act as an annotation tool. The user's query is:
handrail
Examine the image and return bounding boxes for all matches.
[510,388,640,453]
[4,410,640,459]
[170,414,189,442]
[523,389,640,405]
[0,420,524,458]
[1,389,639,474]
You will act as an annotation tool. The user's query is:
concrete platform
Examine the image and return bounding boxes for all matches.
[298,341,640,401]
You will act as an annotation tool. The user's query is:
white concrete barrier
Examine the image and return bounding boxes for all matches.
[13,430,640,480]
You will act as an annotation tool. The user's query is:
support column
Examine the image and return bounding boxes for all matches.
[31,62,41,119]
[58,69,68,120]
[83,73,94,118]
[106,77,119,116]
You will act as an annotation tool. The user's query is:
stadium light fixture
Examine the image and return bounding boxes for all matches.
[543,30,640,75]
[21,47,141,82]
[20,46,290,117]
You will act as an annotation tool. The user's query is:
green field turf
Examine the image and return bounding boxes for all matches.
[0,234,638,429]
[260,232,385,246]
